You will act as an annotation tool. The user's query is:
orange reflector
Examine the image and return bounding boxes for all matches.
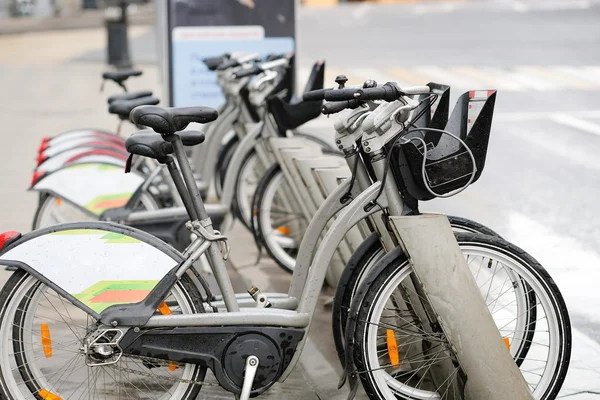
[55,198,62,207]
[386,329,400,368]
[158,302,172,315]
[169,362,177,371]
[39,389,62,400]
[40,324,52,358]
[276,226,290,235]
[503,337,511,351]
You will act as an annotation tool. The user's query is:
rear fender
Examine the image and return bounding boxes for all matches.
[38,150,127,172]
[38,146,128,171]
[42,136,124,158]
[0,222,183,318]
[47,129,122,147]
[31,163,145,217]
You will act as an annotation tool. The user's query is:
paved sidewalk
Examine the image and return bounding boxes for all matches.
[0,28,341,399]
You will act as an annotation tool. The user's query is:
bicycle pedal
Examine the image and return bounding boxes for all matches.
[248,286,271,308]
[239,355,259,400]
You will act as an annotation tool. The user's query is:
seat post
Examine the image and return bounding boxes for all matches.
[164,157,198,221]
[168,133,210,222]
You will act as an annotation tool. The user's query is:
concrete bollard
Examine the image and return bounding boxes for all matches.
[390,213,533,400]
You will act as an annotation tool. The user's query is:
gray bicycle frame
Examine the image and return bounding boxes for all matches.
[142,173,390,381]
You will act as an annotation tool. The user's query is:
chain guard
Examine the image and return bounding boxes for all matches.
[118,325,305,396]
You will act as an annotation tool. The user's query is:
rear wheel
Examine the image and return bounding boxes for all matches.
[0,269,206,400]
[353,233,571,399]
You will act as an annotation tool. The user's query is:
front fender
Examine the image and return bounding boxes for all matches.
[31,163,145,217]
[0,222,183,318]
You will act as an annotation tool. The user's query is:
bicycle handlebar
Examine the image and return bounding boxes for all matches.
[304,83,431,103]
[321,99,363,115]
[233,65,263,78]
[302,88,329,101]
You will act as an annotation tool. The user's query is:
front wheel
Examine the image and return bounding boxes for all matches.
[0,269,206,400]
[32,192,159,230]
[353,233,571,400]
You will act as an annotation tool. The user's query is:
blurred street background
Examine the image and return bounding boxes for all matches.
[1,0,600,398]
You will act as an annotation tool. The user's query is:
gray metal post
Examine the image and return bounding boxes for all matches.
[390,214,533,399]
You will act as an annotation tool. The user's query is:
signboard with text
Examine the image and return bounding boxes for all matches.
[165,0,296,108]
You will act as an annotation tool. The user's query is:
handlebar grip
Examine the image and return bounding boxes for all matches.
[234,65,263,78]
[324,88,361,101]
[321,99,362,115]
[216,60,239,71]
[356,86,389,101]
[303,89,328,101]
[203,55,229,71]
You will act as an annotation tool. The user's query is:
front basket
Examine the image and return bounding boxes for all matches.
[391,90,497,201]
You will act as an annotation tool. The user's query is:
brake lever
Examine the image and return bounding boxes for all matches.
[252,70,278,92]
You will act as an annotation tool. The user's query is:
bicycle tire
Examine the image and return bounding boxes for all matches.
[352,233,571,400]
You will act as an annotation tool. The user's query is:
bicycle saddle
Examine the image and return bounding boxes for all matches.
[107,90,153,104]
[102,69,142,84]
[125,130,205,162]
[130,105,218,135]
[108,96,160,120]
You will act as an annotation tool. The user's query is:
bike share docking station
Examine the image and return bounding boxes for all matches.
[392,215,533,399]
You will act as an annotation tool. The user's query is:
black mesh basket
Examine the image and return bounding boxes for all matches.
[391,90,497,201]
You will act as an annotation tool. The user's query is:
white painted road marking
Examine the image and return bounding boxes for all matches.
[302,65,600,93]
[550,114,600,138]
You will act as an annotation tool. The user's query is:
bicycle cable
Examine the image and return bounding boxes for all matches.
[364,93,439,211]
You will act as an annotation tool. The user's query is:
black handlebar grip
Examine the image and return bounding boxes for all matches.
[321,99,363,115]
[203,55,228,71]
[216,60,239,71]
[356,87,388,101]
[322,101,351,115]
[303,89,328,101]
[323,88,361,101]
[234,65,263,78]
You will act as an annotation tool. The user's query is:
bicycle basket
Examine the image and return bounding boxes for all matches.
[391,90,497,201]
